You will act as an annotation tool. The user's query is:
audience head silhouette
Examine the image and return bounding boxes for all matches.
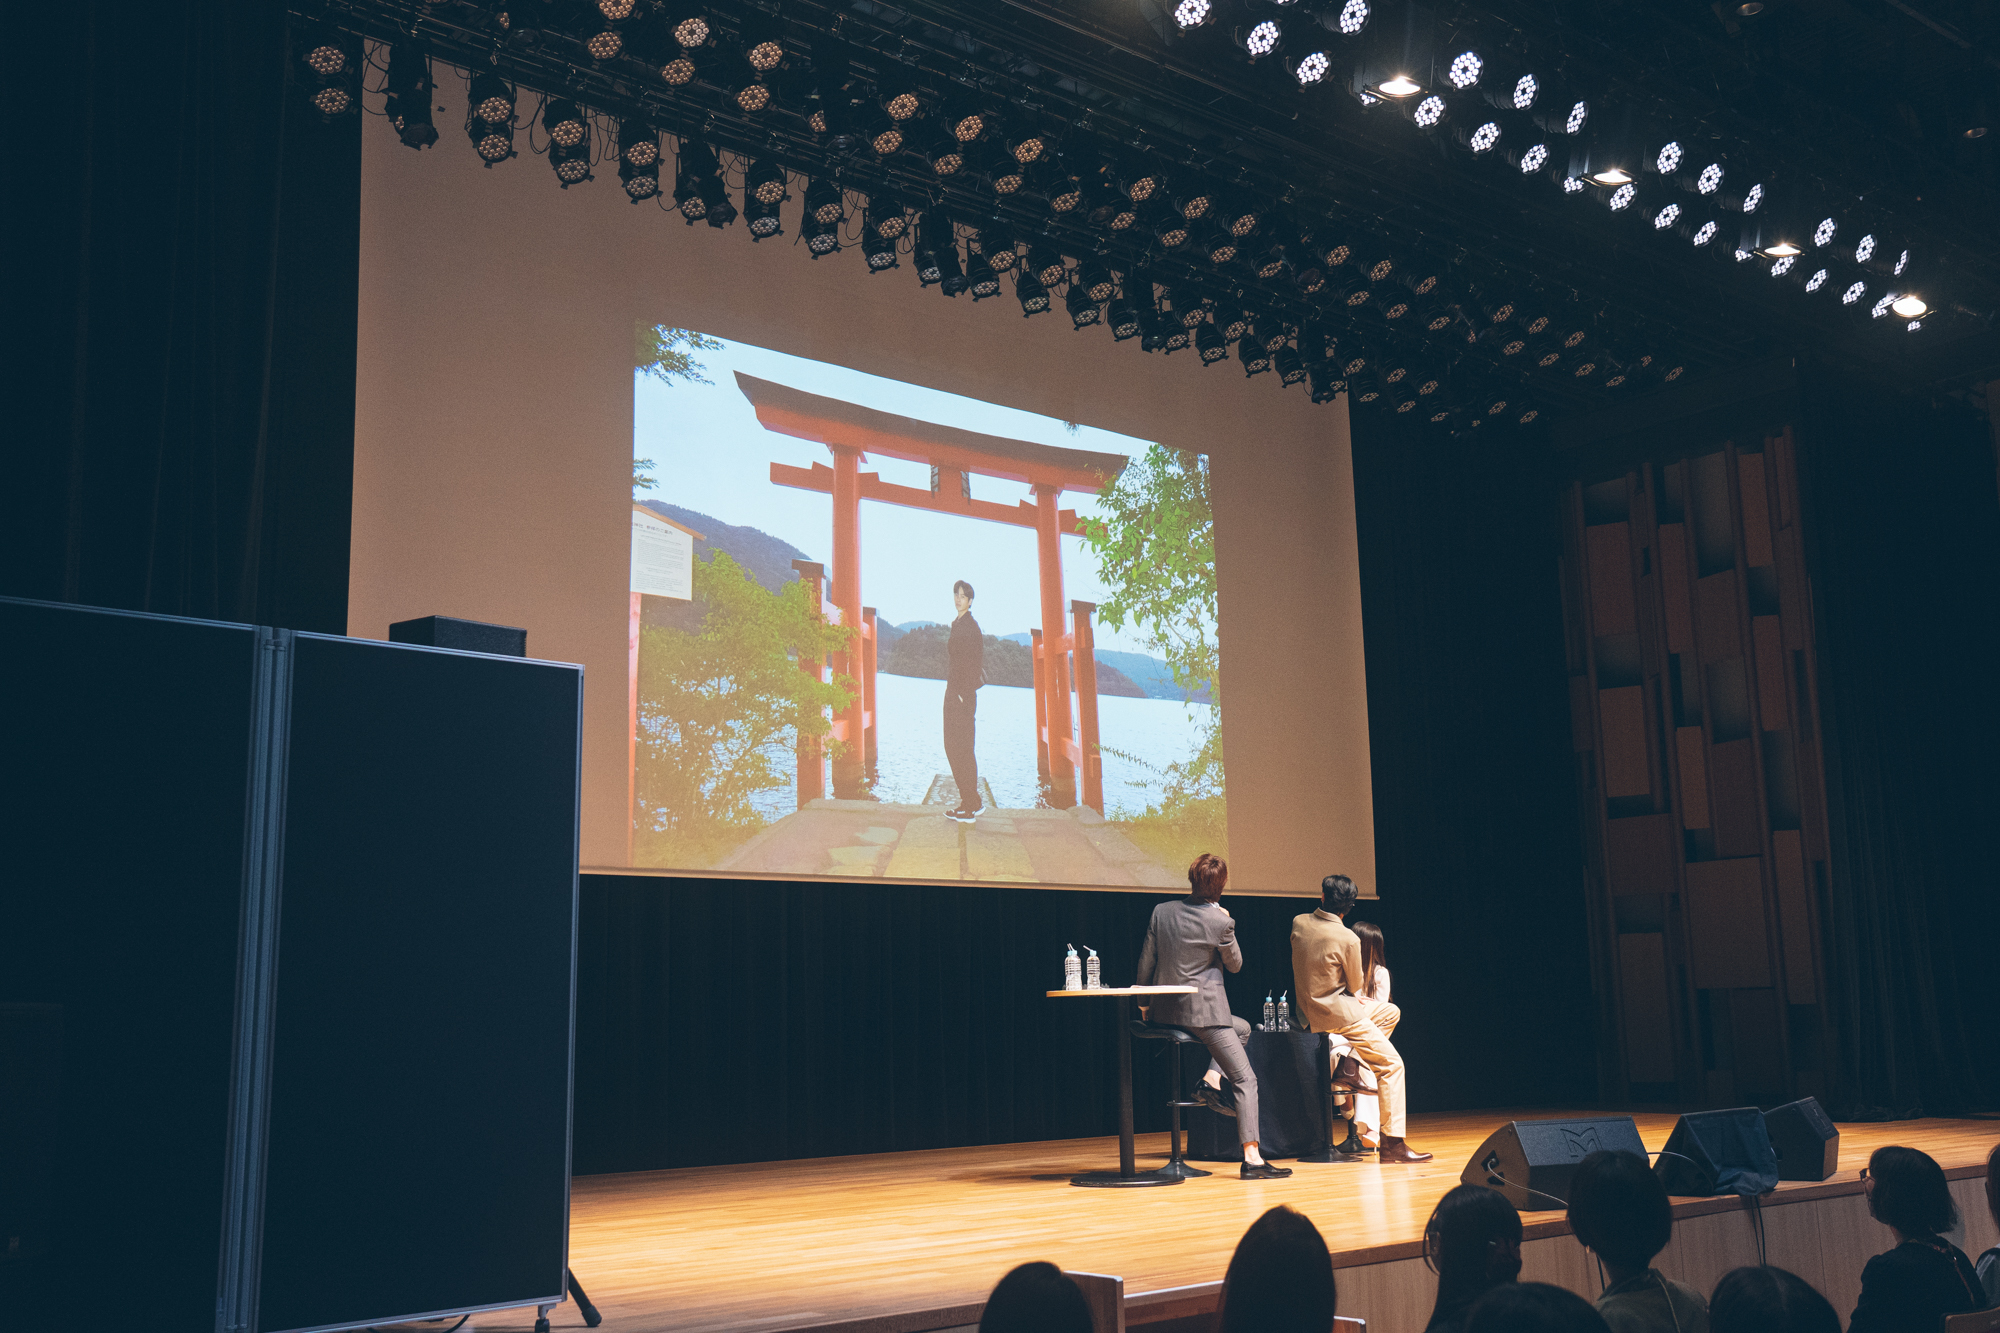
[976,1262,1092,1333]
[1709,1265,1840,1333]
[1424,1183,1524,1329]
[1566,1150,1673,1272]
[1464,1281,1612,1333]
[1864,1144,1958,1238]
[1320,873,1358,914]
[1215,1205,1335,1333]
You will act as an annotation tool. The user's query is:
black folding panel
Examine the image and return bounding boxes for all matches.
[255,633,581,1333]
[0,598,258,1333]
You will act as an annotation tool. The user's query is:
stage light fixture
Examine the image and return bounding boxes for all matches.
[1448,51,1482,88]
[1242,20,1283,57]
[1518,407,1539,423]
[1176,186,1214,220]
[1894,248,1910,275]
[1109,293,1143,340]
[1813,217,1836,247]
[1692,220,1717,246]
[587,25,624,60]
[865,201,908,241]
[1908,319,1922,331]
[1501,336,1526,355]
[1654,141,1683,174]
[1696,163,1722,194]
[1413,95,1446,127]
[747,159,788,206]
[543,99,587,149]
[1336,0,1370,34]
[1515,142,1549,174]
[1005,127,1049,165]
[976,220,1019,270]
[745,194,783,238]
[1052,281,1097,330]
[1276,347,1309,384]
[740,10,785,71]
[1174,0,1214,30]
[1379,74,1423,97]
[1382,297,1409,319]
[466,78,517,165]
[1035,249,1069,289]
[985,146,1027,197]
[863,227,898,271]
[1152,205,1192,251]
[966,249,1002,298]
[1841,281,1866,304]
[881,84,923,123]
[550,128,592,187]
[1047,169,1087,215]
[1078,262,1116,302]
[1735,247,1753,261]
[1891,294,1928,317]
[1196,321,1228,362]
[1221,310,1252,342]
[1255,241,1294,280]
[1561,175,1587,193]
[802,214,840,256]
[1870,293,1895,318]
[805,178,844,225]
[674,144,720,222]
[1309,364,1345,404]
[1512,73,1539,108]
[616,122,660,200]
[384,44,438,150]
[1538,350,1561,367]
[856,106,900,154]
[1854,233,1877,263]
[1565,101,1588,134]
[1591,166,1633,186]
[668,5,710,47]
[1762,239,1802,257]
[1805,268,1828,292]
[1294,50,1332,85]
[1241,343,1273,375]
[912,213,960,291]
[1608,184,1636,210]
[1487,398,1507,415]
[1742,182,1764,212]
[1320,236,1353,268]
[299,30,360,119]
[1220,199,1261,237]
[1653,203,1679,229]
[1467,121,1500,153]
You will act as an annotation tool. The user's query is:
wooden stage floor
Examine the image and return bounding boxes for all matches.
[402,1110,1997,1333]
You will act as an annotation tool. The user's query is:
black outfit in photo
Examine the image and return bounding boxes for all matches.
[944,611,984,812]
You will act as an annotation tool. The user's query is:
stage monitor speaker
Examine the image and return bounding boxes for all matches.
[389,615,528,657]
[1762,1097,1839,1182]
[1654,1107,1779,1197]
[1461,1116,1647,1211]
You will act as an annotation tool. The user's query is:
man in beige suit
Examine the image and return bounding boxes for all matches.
[1290,873,1433,1164]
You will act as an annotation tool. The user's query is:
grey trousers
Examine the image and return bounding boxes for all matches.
[1183,1015,1258,1146]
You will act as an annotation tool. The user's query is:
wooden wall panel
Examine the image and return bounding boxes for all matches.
[1709,738,1764,858]
[1729,988,1788,1097]
[1600,687,1652,798]
[1696,571,1742,662]
[1771,830,1817,1003]
[1814,1190,1884,1320]
[1618,934,1676,1083]
[1332,1256,1432,1327]
[1658,524,1695,654]
[1587,524,1638,635]
[1753,616,1788,728]
[1571,676,1594,752]
[1659,1206,1774,1304]
[1952,1177,2000,1259]
[1519,1234,1596,1294]
[1683,858,1771,989]
[1607,814,1679,897]
[1738,452,1775,568]
[1677,727,1711,829]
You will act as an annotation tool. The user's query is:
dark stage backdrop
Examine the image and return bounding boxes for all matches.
[3,0,359,636]
[573,414,1600,1174]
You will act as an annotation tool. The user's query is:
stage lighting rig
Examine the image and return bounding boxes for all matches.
[543,100,592,186]
[1196,320,1229,362]
[384,44,437,149]
[1016,270,1053,317]
[804,177,844,226]
[673,141,733,225]
[1077,261,1117,302]
[966,248,1002,297]
[973,219,1019,271]
[298,28,360,119]
[464,73,517,165]
[1108,292,1144,340]
[617,121,660,200]
[1068,283,1103,328]
[802,213,840,256]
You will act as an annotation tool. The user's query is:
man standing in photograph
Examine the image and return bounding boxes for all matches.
[944,580,984,821]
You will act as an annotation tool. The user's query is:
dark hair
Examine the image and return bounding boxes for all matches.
[1864,1145,1958,1237]
[1566,1150,1672,1269]
[1425,1185,1524,1316]
[1189,853,1228,900]
[954,579,975,600]
[976,1261,1092,1333]
[1215,1206,1335,1333]
[1986,1141,2000,1240]
[1321,874,1358,914]
[1465,1282,1611,1333]
[1353,920,1386,998]
[1709,1266,1840,1333]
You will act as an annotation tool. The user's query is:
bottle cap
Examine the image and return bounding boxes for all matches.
[1067,943,1077,955]
[1084,946,1097,957]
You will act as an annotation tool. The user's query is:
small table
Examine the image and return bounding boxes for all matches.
[1047,985,1197,1188]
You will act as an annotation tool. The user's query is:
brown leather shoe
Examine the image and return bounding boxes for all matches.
[1378,1140,1433,1164]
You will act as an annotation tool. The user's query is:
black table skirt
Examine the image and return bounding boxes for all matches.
[1185,1030,1332,1161]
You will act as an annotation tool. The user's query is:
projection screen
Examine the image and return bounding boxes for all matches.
[351,111,1376,895]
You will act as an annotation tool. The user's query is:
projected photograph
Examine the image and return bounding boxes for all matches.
[627,326,1225,886]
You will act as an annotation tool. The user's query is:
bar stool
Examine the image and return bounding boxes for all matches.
[1128,1021,1212,1179]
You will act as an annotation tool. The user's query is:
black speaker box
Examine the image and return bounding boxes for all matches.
[1655,1107,1779,1197]
[389,615,528,657]
[1461,1116,1648,1211]
[1762,1097,1839,1182]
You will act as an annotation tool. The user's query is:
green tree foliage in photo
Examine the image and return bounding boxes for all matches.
[635,551,855,868]
[632,325,724,493]
[1077,445,1225,861]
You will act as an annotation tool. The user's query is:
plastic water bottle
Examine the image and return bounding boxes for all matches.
[1262,992,1276,1031]
[1084,946,1102,990]
[1277,991,1291,1031]
[1064,944,1082,992]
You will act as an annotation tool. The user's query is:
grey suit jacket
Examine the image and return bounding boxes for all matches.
[1135,896,1241,1028]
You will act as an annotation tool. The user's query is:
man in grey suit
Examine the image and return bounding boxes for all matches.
[1135,853,1293,1179]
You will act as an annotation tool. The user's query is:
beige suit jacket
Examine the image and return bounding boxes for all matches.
[1290,908,1367,1032]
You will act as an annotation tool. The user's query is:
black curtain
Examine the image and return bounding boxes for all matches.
[1795,365,2000,1119]
[3,1,359,634]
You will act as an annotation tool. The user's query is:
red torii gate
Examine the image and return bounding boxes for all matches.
[736,372,1128,811]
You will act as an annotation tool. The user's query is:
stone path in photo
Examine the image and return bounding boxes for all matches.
[716,780,1182,886]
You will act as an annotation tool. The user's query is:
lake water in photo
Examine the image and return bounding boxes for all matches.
[745,670,1216,819]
